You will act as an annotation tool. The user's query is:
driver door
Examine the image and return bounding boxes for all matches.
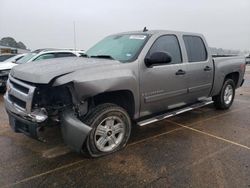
[139,35,188,117]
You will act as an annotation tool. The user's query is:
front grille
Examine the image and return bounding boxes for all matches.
[9,95,26,109]
[9,79,29,94]
[7,75,36,113]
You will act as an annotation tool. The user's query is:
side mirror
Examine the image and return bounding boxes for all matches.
[145,52,172,67]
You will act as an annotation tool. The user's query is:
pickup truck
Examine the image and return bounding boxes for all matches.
[4,30,246,157]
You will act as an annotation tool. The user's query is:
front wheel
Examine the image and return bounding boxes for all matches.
[213,79,235,109]
[82,103,131,157]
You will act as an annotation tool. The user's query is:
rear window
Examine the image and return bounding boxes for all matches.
[183,35,207,62]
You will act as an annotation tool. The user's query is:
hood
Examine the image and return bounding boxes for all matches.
[0,62,17,70]
[10,57,120,84]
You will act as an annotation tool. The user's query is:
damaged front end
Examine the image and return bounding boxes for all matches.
[4,75,92,152]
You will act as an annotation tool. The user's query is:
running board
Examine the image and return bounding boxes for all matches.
[137,100,214,126]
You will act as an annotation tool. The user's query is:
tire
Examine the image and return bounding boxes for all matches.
[0,86,6,94]
[212,79,235,110]
[82,103,131,157]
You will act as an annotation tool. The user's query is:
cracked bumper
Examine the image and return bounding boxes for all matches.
[60,110,92,153]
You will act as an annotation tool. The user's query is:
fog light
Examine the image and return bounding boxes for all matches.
[30,108,48,123]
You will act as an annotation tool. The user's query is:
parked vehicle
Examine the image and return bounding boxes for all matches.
[0,49,84,92]
[0,54,15,62]
[0,54,27,91]
[16,49,85,64]
[4,30,246,157]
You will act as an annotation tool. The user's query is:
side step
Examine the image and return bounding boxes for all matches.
[137,100,214,126]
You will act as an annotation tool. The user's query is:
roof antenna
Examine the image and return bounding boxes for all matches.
[143,27,148,32]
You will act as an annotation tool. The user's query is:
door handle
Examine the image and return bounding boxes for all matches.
[204,66,212,71]
[176,69,186,75]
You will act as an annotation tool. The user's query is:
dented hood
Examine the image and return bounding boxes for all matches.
[10,57,119,84]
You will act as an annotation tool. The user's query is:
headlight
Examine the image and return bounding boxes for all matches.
[0,70,10,76]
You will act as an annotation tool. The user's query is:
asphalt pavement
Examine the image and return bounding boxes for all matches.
[1,67,250,187]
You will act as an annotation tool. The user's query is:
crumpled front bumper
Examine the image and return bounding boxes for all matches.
[60,110,92,152]
[4,75,92,153]
[5,94,92,152]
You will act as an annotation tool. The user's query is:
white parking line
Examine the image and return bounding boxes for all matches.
[2,106,250,187]
[167,121,250,151]
[2,159,87,188]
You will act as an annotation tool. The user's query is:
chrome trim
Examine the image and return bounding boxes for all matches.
[4,75,47,123]
[4,94,47,123]
[138,100,213,126]
[8,75,36,113]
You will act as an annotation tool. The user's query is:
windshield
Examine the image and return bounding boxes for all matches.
[16,53,37,64]
[86,34,148,62]
[3,54,22,62]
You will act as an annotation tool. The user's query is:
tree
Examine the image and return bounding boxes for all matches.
[17,41,27,49]
[0,37,27,49]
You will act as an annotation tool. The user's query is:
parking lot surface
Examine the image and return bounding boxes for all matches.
[1,67,250,188]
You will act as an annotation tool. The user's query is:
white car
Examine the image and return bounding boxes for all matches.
[0,54,27,91]
[0,53,27,70]
[16,49,85,64]
[0,49,85,91]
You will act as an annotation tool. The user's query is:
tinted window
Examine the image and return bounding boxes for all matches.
[148,35,182,64]
[34,53,55,61]
[56,52,76,58]
[183,36,207,62]
[0,54,15,62]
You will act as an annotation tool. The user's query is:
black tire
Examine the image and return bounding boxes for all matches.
[212,79,235,109]
[82,103,131,157]
[0,86,6,94]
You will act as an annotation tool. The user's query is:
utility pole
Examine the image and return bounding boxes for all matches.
[73,21,76,50]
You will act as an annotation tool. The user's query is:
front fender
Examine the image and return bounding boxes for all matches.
[60,109,92,153]
[54,68,140,118]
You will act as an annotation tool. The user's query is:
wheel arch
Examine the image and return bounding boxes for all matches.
[224,72,239,86]
[90,90,136,119]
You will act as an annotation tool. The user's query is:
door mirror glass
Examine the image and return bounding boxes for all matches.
[145,52,172,67]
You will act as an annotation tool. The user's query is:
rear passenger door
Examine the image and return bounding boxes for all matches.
[183,35,213,100]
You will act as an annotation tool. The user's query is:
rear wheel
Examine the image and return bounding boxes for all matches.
[213,79,235,109]
[82,103,131,157]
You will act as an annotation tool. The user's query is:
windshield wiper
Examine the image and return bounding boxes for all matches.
[90,55,114,60]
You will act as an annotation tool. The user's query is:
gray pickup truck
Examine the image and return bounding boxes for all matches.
[4,30,246,157]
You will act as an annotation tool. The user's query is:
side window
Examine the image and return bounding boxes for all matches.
[183,35,207,62]
[148,35,182,64]
[34,53,55,61]
[55,52,76,58]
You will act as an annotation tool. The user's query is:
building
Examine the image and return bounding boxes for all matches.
[246,55,250,64]
[0,45,30,54]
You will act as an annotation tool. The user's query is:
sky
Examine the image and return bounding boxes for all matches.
[0,0,250,51]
